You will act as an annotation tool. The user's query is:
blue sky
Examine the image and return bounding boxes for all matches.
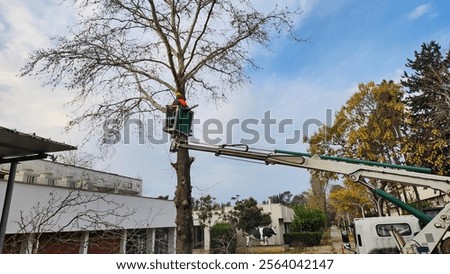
[1,0,450,204]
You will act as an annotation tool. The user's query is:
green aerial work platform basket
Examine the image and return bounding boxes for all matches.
[163,105,194,137]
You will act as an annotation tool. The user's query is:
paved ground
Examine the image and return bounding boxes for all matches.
[302,225,354,254]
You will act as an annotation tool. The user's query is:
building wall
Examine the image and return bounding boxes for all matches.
[86,231,122,254]
[395,185,449,212]
[0,180,175,234]
[37,232,83,254]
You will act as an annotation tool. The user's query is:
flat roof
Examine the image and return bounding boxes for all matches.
[0,126,76,162]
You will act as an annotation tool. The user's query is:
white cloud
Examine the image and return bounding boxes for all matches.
[408,3,431,20]
[0,1,77,141]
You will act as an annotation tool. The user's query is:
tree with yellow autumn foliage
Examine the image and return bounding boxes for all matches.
[328,184,371,219]
[308,80,409,218]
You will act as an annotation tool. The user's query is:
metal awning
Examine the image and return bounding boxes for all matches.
[0,126,76,163]
[0,125,76,253]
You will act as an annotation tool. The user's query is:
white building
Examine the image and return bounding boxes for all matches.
[0,160,176,254]
[386,185,449,216]
[3,159,143,195]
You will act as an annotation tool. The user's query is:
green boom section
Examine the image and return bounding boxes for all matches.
[373,189,433,224]
[274,150,432,174]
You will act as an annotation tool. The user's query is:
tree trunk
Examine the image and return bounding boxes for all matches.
[173,146,194,253]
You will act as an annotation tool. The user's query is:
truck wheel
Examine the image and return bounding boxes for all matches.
[441,238,450,254]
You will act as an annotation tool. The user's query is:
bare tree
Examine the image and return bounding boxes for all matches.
[21,0,301,253]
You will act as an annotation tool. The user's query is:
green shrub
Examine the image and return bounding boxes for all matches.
[209,223,237,254]
[291,206,327,232]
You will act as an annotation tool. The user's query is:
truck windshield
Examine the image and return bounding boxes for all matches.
[375,223,412,237]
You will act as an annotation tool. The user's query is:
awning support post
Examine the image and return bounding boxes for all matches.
[0,161,18,254]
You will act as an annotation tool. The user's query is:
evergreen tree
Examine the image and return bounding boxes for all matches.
[229,197,271,232]
[401,41,450,175]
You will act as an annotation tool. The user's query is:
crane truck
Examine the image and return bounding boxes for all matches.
[164,105,450,254]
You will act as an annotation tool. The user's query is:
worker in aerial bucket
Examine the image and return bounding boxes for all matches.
[173,91,188,107]
[167,91,190,151]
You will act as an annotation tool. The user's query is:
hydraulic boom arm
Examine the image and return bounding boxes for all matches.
[176,142,450,253]
[178,143,450,193]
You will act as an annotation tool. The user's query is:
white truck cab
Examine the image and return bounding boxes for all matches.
[351,216,421,254]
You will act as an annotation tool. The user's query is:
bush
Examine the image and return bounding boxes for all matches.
[209,223,237,254]
[283,232,323,247]
[291,206,327,233]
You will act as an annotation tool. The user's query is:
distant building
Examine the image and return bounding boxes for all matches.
[193,202,294,252]
[0,160,176,254]
[408,186,449,207]
[387,185,449,216]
